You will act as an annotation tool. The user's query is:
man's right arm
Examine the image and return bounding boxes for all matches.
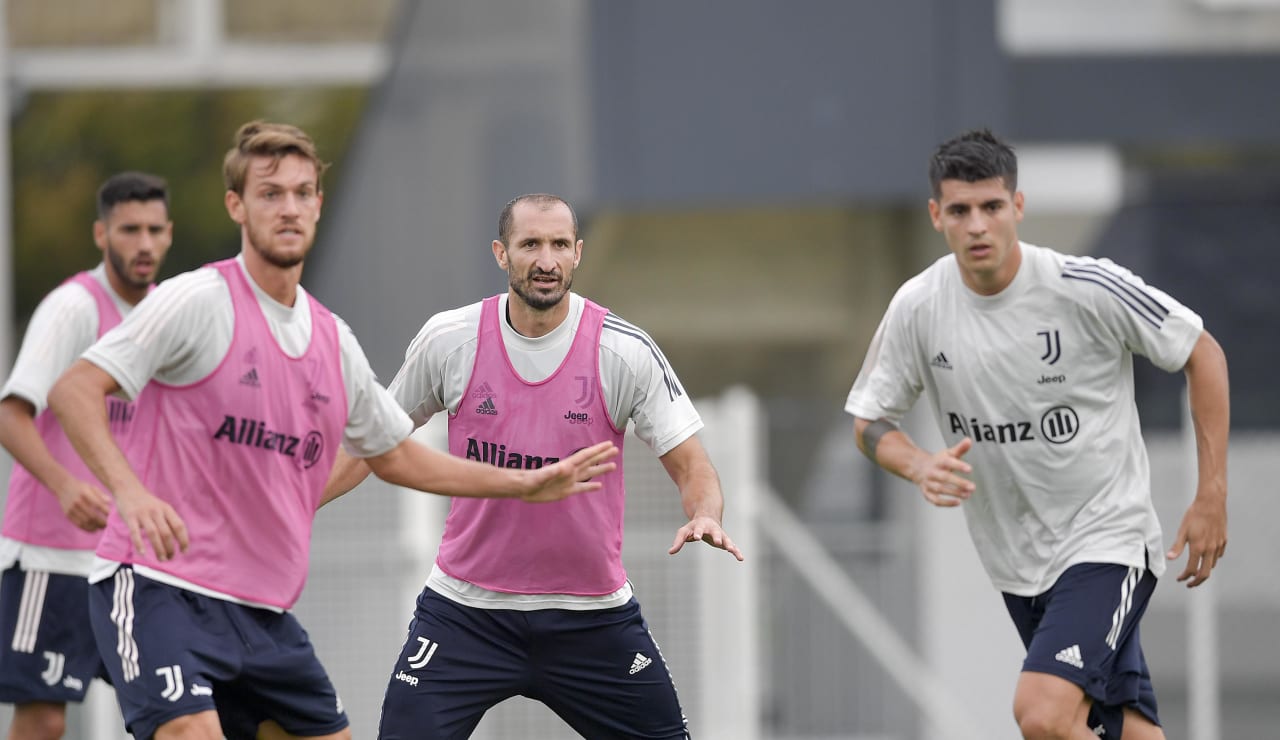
[320,449,373,507]
[853,417,975,507]
[847,283,976,506]
[49,360,188,559]
[0,281,112,529]
[0,396,110,530]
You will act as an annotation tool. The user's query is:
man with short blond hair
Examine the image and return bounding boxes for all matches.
[50,124,616,740]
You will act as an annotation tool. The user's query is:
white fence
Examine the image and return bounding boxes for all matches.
[3,389,1276,738]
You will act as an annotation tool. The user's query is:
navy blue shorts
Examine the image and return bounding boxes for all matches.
[1003,561,1160,737]
[0,565,108,704]
[88,567,347,740]
[378,587,689,739]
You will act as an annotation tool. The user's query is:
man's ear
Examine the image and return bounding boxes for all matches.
[928,198,943,232]
[225,190,245,224]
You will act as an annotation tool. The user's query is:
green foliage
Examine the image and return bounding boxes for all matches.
[10,88,367,324]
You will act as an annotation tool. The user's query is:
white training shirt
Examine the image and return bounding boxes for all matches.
[81,255,413,605]
[0,265,132,575]
[845,242,1203,596]
[389,292,704,610]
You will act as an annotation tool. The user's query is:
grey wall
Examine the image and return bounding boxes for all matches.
[587,0,1007,205]
[310,1,591,379]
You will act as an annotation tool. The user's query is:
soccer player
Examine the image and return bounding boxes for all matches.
[0,172,173,739]
[324,193,742,739]
[47,124,617,740]
[845,129,1229,739]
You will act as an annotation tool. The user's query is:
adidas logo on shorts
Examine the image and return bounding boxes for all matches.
[1054,644,1084,669]
[628,652,653,675]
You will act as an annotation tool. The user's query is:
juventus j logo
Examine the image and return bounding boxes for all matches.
[41,652,65,686]
[156,665,185,702]
[573,375,593,406]
[407,637,439,669]
[1038,330,1062,365]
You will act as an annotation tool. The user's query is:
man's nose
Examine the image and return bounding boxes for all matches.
[533,245,557,269]
[280,192,304,216]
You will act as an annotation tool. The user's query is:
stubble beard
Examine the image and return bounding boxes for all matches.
[105,240,156,291]
[247,220,311,269]
[510,270,572,311]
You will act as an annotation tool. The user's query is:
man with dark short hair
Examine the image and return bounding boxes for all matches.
[0,172,172,739]
[326,193,742,740]
[845,129,1229,739]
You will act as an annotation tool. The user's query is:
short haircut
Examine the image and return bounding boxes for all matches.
[928,128,1018,199]
[222,120,329,196]
[96,171,169,220]
[497,193,578,246]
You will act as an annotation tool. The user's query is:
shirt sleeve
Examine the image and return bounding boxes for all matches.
[82,269,231,399]
[1070,257,1203,372]
[844,288,925,424]
[600,317,702,457]
[1,282,99,414]
[386,309,474,427]
[335,317,415,458]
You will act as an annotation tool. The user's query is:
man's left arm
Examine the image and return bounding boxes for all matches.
[1167,329,1229,587]
[661,435,743,561]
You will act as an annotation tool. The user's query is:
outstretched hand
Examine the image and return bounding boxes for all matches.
[519,440,619,503]
[913,438,975,507]
[668,516,744,561]
[1167,491,1228,588]
[55,478,112,532]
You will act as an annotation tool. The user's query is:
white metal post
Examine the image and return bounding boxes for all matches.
[1184,394,1221,740]
[0,0,13,372]
[696,387,762,740]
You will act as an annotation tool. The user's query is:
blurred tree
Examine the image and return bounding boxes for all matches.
[10,87,367,326]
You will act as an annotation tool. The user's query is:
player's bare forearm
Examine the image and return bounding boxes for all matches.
[659,436,723,520]
[0,396,78,494]
[1184,330,1230,504]
[854,416,974,506]
[48,360,146,499]
[51,361,187,557]
[676,463,724,522]
[0,395,111,529]
[365,438,616,503]
[365,439,522,497]
[660,435,743,560]
[320,449,374,507]
[853,417,927,483]
[1167,330,1230,587]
